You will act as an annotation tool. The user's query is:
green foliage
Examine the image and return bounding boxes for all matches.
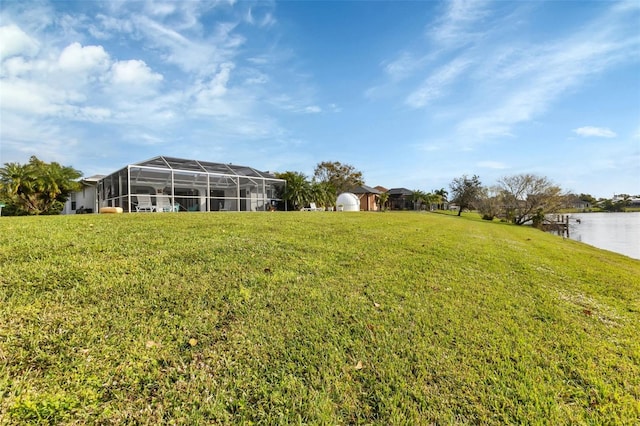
[313,161,364,195]
[411,190,440,210]
[1,212,639,424]
[275,171,311,210]
[377,192,389,211]
[449,174,482,216]
[310,180,336,208]
[0,156,82,215]
[601,198,630,212]
[477,186,502,221]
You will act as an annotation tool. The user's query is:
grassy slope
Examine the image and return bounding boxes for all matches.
[0,212,638,424]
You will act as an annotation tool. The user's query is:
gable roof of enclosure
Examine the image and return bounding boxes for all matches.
[132,156,278,179]
[119,155,284,188]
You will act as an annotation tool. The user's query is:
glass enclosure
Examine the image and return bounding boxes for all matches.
[98,156,285,212]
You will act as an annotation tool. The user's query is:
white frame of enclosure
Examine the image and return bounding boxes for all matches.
[98,161,286,213]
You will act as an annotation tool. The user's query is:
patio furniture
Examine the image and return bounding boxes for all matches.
[134,195,156,212]
[155,196,177,212]
[302,203,321,211]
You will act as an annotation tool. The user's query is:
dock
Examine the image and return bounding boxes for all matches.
[541,215,571,238]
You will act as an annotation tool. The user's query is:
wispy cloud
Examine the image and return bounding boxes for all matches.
[573,126,617,138]
[452,2,638,145]
[383,51,425,81]
[477,161,508,170]
[368,1,638,150]
[405,57,470,108]
[428,0,490,47]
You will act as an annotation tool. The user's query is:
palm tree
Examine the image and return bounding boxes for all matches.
[377,192,389,211]
[411,189,428,210]
[434,188,448,210]
[276,171,312,211]
[0,156,81,215]
[311,180,336,209]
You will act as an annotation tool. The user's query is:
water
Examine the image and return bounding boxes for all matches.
[568,212,640,260]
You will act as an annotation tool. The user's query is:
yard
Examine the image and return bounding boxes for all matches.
[0,211,638,424]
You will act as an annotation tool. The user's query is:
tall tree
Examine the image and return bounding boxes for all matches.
[434,188,448,210]
[377,192,389,211]
[411,189,428,210]
[313,161,364,195]
[310,180,336,208]
[0,156,82,215]
[275,171,312,211]
[477,185,503,221]
[497,173,563,225]
[449,175,482,216]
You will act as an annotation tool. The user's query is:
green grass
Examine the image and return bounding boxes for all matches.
[1,212,638,424]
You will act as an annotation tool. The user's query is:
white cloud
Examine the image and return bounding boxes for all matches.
[477,161,508,169]
[451,3,638,145]
[406,57,470,108]
[384,52,425,81]
[429,0,490,47]
[89,14,134,39]
[1,56,46,77]
[58,42,110,74]
[304,105,321,113]
[110,59,163,86]
[246,7,276,28]
[131,15,244,75]
[0,24,39,60]
[1,79,72,115]
[194,62,235,106]
[573,126,617,138]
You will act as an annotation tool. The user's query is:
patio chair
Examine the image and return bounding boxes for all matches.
[302,203,321,211]
[155,196,176,212]
[134,194,156,212]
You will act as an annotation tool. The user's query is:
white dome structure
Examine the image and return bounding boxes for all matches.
[336,192,360,212]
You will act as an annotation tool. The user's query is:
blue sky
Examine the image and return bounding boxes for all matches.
[1,0,638,199]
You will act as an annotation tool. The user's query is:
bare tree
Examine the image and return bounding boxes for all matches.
[477,186,503,221]
[498,174,564,225]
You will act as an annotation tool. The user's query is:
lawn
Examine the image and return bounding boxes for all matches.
[1,211,638,424]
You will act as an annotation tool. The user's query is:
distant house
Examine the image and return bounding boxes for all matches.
[387,188,414,210]
[350,185,382,211]
[613,194,640,207]
[62,174,105,214]
[564,194,591,210]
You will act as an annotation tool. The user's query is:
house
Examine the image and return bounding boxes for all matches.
[350,185,382,211]
[62,174,105,214]
[65,156,286,213]
[387,188,414,210]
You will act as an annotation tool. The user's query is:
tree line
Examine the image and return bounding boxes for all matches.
[449,173,597,227]
[1,156,630,220]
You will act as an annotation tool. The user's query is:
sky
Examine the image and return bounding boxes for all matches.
[1,0,639,199]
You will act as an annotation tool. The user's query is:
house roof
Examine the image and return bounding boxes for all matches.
[130,156,278,179]
[350,185,382,194]
[79,175,106,186]
[388,187,413,196]
[83,174,106,182]
[374,185,388,193]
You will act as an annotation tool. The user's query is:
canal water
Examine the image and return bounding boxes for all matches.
[568,212,640,260]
